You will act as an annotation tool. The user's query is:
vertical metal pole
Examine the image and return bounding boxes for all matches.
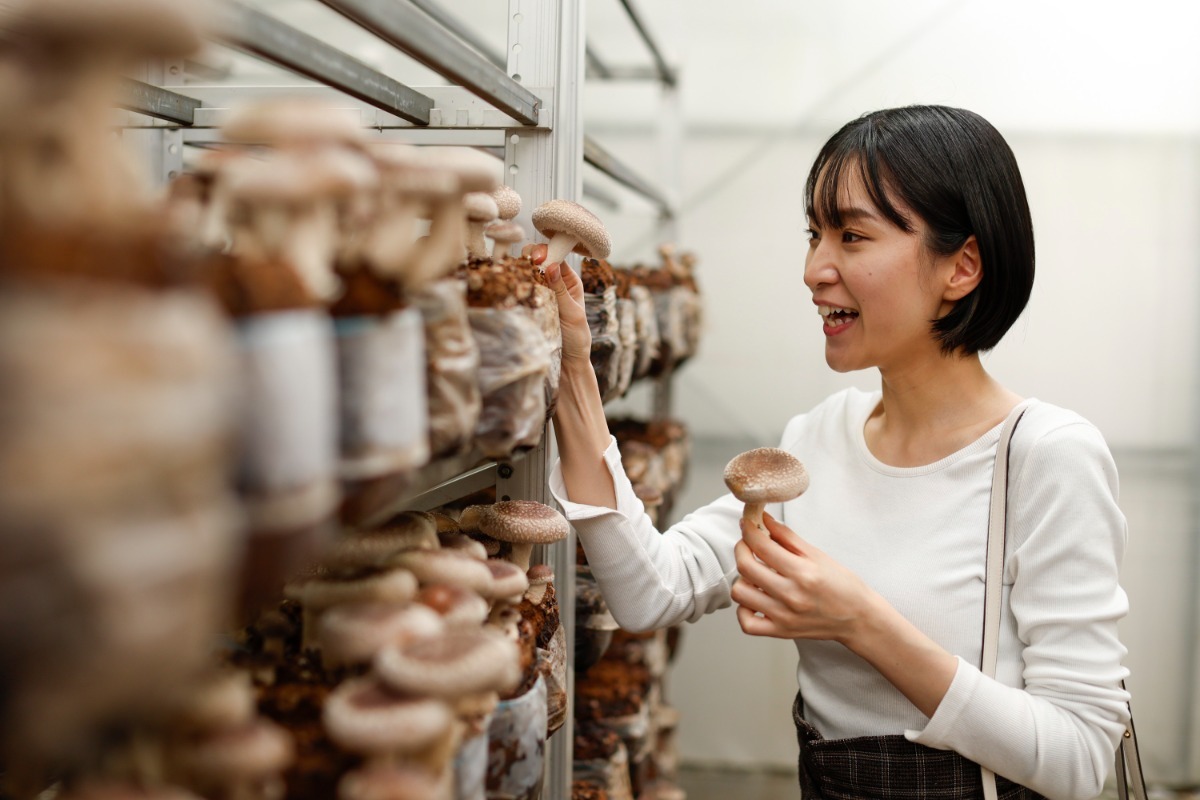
[122,60,186,188]
[504,0,584,796]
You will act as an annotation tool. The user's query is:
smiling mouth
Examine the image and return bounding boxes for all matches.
[818,305,860,327]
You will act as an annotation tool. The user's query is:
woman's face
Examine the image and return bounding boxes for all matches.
[803,170,957,375]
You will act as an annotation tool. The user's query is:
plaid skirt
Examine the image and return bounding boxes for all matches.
[794,691,1047,800]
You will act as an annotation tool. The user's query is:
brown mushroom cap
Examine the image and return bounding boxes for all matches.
[338,763,444,800]
[1,0,208,58]
[420,147,499,193]
[222,98,364,149]
[723,447,809,504]
[531,199,612,260]
[491,184,522,220]
[463,192,499,223]
[479,558,530,602]
[318,602,444,669]
[374,628,520,698]
[169,670,256,733]
[324,677,453,756]
[476,501,570,547]
[416,584,490,629]
[56,783,202,800]
[388,549,495,595]
[485,220,525,247]
[288,568,419,612]
[169,719,294,783]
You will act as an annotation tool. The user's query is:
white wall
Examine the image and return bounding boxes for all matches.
[595,128,1200,785]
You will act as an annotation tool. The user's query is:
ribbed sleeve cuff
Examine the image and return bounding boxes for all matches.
[905,657,978,748]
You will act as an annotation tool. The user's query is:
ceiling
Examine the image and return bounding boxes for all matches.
[223,0,1200,136]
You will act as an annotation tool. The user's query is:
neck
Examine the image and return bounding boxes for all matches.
[868,351,1021,467]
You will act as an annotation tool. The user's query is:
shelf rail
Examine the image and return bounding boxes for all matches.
[583,135,674,218]
[120,79,202,126]
[615,0,676,86]
[217,2,434,125]
[317,0,542,125]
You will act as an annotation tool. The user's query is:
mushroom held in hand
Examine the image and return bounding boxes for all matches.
[531,199,612,266]
[723,447,809,529]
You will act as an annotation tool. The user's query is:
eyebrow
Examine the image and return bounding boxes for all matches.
[806,206,882,225]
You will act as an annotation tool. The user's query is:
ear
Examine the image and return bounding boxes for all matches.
[942,235,982,302]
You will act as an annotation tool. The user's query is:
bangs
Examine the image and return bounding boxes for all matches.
[805,128,914,234]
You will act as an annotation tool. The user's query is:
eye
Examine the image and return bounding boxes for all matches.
[804,227,819,245]
[842,231,864,244]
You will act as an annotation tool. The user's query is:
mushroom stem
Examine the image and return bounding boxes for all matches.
[545,232,580,266]
[465,221,490,261]
[741,502,766,530]
[509,542,535,573]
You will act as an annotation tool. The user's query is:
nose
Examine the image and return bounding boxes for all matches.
[803,236,839,293]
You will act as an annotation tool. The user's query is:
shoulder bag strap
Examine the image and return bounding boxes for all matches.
[979,400,1148,800]
[980,400,1031,800]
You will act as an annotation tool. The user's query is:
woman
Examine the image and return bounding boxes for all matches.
[532,105,1131,800]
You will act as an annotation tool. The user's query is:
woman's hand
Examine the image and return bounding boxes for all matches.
[731,512,877,644]
[524,243,592,364]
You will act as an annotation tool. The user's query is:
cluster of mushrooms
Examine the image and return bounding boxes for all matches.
[0,1,707,799]
[575,245,703,406]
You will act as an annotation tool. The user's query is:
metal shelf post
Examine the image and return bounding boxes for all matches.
[504,1,584,794]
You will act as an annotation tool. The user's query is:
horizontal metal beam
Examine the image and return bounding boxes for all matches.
[583,135,673,217]
[119,79,201,126]
[216,1,433,126]
[317,0,541,126]
[616,0,677,86]
[169,85,543,132]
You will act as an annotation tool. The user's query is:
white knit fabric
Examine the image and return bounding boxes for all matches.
[550,387,1132,800]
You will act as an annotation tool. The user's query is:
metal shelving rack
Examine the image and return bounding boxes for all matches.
[121,2,680,796]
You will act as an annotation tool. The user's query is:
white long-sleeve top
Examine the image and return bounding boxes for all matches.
[550,388,1132,800]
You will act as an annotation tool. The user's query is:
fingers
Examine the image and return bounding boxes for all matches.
[522,242,548,265]
[735,600,791,639]
[762,512,808,557]
[545,260,585,305]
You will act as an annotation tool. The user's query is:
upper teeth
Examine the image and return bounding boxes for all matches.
[818,305,855,317]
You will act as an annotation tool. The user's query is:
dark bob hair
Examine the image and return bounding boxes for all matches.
[805,105,1034,354]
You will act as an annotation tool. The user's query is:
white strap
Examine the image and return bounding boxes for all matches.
[979,401,1030,800]
[978,400,1147,800]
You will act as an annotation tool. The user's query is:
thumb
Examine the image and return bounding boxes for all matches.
[546,260,583,304]
[762,512,809,557]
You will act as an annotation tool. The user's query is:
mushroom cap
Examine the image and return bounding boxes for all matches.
[491,185,522,220]
[318,602,445,668]
[323,677,453,755]
[526,564,554,586]
[170,719,294,781]
[479,558,530,601]
[338,763,443,800]
[485,220,525,245]
[476,500,570,546]
[416,584,490,629]
[531,199,611,260]
[420,146,499,193]
[723,447,810,504]
[436,532,489,561]
[222,151,330,205]
[304,147,379,197]
[327,513,439,568]
[55,783,202,800]
[290,568,419,612]
[388,549,495,595]
[374,628,521,698]
[0,0,207,57]
[463,192,499,223]
[169,669,256,732]
[222,98,365,149]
